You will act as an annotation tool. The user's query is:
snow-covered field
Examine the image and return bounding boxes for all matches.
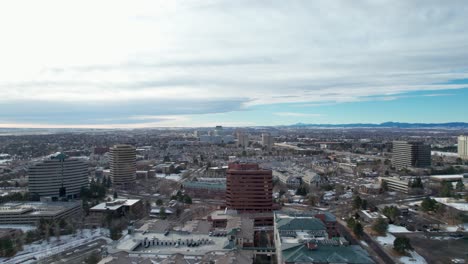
[1,228,111,263]
[375,233,427,264]
[376,233,396,246]
[399,250,427,264]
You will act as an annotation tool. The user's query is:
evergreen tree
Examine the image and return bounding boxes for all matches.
[353,222,364,238]
[421,197,437,212]
[440,181,453,197]
[372,217,388,236]
[393,237,413,253]
[456,180,465,192]
[353,196,362,210]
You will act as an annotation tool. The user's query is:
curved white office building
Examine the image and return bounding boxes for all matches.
[28,153,88,200]
[110,144,136,188]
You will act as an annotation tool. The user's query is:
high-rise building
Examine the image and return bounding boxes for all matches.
[109,144,136,188]
[28,153,88,200]
[262,133,274,150]
[226,163,273,212]
[392,141,431,168]
[458,135,468,160]
[236,131,249,148]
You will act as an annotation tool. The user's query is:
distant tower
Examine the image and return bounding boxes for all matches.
[392,141,431,168]
[459,135,468,160]
[28,153,88,200]
[226,163,273,212]
[109,145,136,188]
[237,131,249,148]
[262,133,274,150]
[214,126,224,136]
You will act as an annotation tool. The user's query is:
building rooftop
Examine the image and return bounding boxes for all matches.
[116,231,232,256]
[276,217,326,231]
[183,181,226,190]
[90,199,140,211]
[0,201,81,216]
[282,244,374,264]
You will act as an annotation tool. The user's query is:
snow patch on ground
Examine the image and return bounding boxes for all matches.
[443,224,467,232]
[0,225,36,232]
[376,233,396,246]
[388,224,413,233]
[360,240,369,247]
[399,250,427,264]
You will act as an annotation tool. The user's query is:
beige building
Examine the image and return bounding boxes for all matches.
[109,145,136,188]
[458,135,468,160]
[261,133,274,150]
[236,132,249,148]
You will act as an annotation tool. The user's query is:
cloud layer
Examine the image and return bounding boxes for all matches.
[1,0,468,127]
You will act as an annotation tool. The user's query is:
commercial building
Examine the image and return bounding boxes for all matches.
[0,201,82,225]
[109,145,136,188]
[226,163,273,212]
[262,133,274,150]
[458,135,468,160]
[28,152,88,200]
[392,141,431,168]
[274,211,373,264]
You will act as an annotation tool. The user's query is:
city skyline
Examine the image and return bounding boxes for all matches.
[1,1,468,128]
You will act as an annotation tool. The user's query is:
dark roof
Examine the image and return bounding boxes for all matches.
[276,218,326,231]
[282,244,374,264]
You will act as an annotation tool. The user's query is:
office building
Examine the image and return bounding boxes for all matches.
[459,135,468,160]
[262,133,274,150]
[392,141,431,168]
[0,201,82,225]
[226,163,273,212]
[109,144,136,188]
[28,153,88,200]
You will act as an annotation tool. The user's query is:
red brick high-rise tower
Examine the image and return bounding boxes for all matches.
[225,163,273,212]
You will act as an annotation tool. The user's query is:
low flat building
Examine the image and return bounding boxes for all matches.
[0,201,81,225]
[359,210,388,223]
[182,181,226,199]
[90,199,144,222]
[359,184,381,195]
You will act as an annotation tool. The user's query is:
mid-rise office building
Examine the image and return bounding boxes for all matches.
[110,144,136,188]
[226,163,273,212]
[458,135,468,160]
[28,153,88,200]
[392,141,431,168]
[0,201,82,225]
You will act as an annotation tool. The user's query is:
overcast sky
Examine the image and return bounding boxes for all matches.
[1,0,468,128]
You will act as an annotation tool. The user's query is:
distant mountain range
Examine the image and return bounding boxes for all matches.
[288,122,468,128]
